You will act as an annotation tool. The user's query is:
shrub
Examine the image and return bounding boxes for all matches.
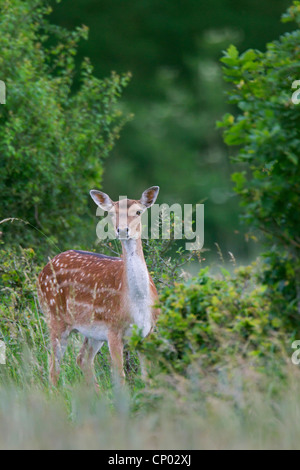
[0,0,130,248]
[217,1,300,319]
[134,264,286,376]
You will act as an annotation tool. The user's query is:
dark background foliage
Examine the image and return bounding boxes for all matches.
[47,0,292,262]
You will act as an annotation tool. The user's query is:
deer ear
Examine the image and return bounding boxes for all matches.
[140,186,160,208]
[90,190,114,211]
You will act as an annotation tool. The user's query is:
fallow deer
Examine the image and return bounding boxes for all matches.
[37,186,160,387]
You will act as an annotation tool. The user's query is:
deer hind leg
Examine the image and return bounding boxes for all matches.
[49,328,70,387]
[107,330,125,386]
[76,337,104,387]
[138,351,148,381]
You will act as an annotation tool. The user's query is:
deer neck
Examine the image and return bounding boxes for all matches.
[121,238,149,298]
[121,238,152,334]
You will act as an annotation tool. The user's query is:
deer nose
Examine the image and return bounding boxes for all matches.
[116,227,129,238]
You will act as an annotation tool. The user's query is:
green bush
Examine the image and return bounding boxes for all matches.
[134,264,286,375]
[0,245,40,342]
[0,0,130,248]
[0,244,49,385]
[217,1,300,319]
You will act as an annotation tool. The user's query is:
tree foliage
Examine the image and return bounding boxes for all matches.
[218,1,300,317]
[0,0,130,248]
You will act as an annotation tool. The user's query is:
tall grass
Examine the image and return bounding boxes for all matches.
[1,362,300,449]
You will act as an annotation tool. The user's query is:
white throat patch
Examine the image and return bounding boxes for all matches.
[123,239,152,337]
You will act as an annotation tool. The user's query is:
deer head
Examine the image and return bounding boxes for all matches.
[90,186,159,240]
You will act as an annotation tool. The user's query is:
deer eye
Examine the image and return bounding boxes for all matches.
[136,210,141,216]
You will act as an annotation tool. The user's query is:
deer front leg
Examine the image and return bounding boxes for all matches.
[107,330,125,386]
